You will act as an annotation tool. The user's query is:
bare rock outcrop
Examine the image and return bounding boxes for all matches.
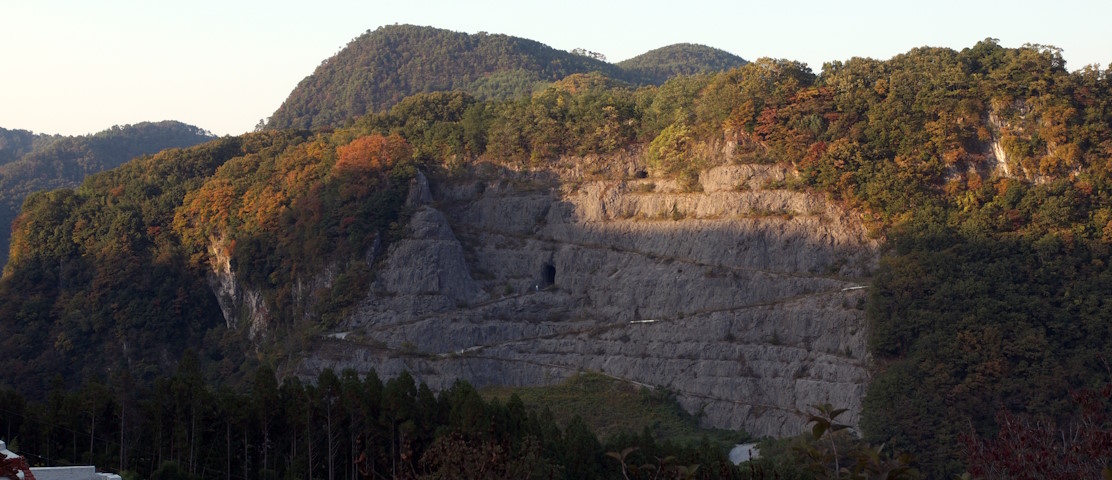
[300,160,880,438]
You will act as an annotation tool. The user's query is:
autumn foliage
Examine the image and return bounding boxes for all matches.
[171,131,414,332]
[334,133,412,175]
[962,383,1112,479]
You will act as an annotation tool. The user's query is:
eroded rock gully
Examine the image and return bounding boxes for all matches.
[298,161,880,438]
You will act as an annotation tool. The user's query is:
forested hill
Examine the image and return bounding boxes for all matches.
[0,128,61,166]
[266,24,746,130]
[266,25,620,130]
[0,121,215,266]
[3,38,1112,477]
[617,43,748,84]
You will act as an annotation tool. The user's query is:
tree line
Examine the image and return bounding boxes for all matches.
[0,358,769,480]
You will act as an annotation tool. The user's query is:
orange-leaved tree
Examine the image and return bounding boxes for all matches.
[334,133,412,175]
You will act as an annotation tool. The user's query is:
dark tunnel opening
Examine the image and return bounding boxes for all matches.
[542,263,556,286]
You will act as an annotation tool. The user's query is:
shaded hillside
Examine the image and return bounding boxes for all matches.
[0,134,267,394]
[0,121,215,266]
[0,128,60,166]
[617,43,748,84]
[266,24,629,130]
[0,128,415,395]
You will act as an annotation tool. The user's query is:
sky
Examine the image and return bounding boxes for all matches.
[2,0,1110,137]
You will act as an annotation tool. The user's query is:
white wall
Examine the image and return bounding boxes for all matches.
[29,466,96,480]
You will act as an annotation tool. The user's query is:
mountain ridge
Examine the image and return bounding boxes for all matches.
[0,120,215,266]
[266,24,747,130]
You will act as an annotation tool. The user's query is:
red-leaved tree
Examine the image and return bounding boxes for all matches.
[962,383,1112,479]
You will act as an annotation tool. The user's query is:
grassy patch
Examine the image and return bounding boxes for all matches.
[482,371,748,446]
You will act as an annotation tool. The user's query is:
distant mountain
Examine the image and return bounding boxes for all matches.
[267,25,629,130]
[0,128,60,166]
[0,121,215,266]
[617,43,749,84]
[267,25,748,130]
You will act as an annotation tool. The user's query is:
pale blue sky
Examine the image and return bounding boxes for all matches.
[2,0,1110,136]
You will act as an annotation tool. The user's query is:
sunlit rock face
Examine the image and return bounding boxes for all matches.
[300,158,879,438]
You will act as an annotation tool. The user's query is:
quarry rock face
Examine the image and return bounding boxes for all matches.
[299,160,880,438]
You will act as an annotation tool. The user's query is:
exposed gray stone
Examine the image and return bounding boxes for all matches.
[298,161,880,438]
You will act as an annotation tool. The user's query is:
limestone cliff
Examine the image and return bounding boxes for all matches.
[207,233,337,340]
[299,157,880,438]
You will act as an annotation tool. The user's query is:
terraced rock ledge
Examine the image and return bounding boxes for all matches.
[299,158,880,438]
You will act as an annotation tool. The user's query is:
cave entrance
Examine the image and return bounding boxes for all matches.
[542,263,556,287]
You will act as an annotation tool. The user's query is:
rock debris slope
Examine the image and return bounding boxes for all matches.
[300,159,880,437]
